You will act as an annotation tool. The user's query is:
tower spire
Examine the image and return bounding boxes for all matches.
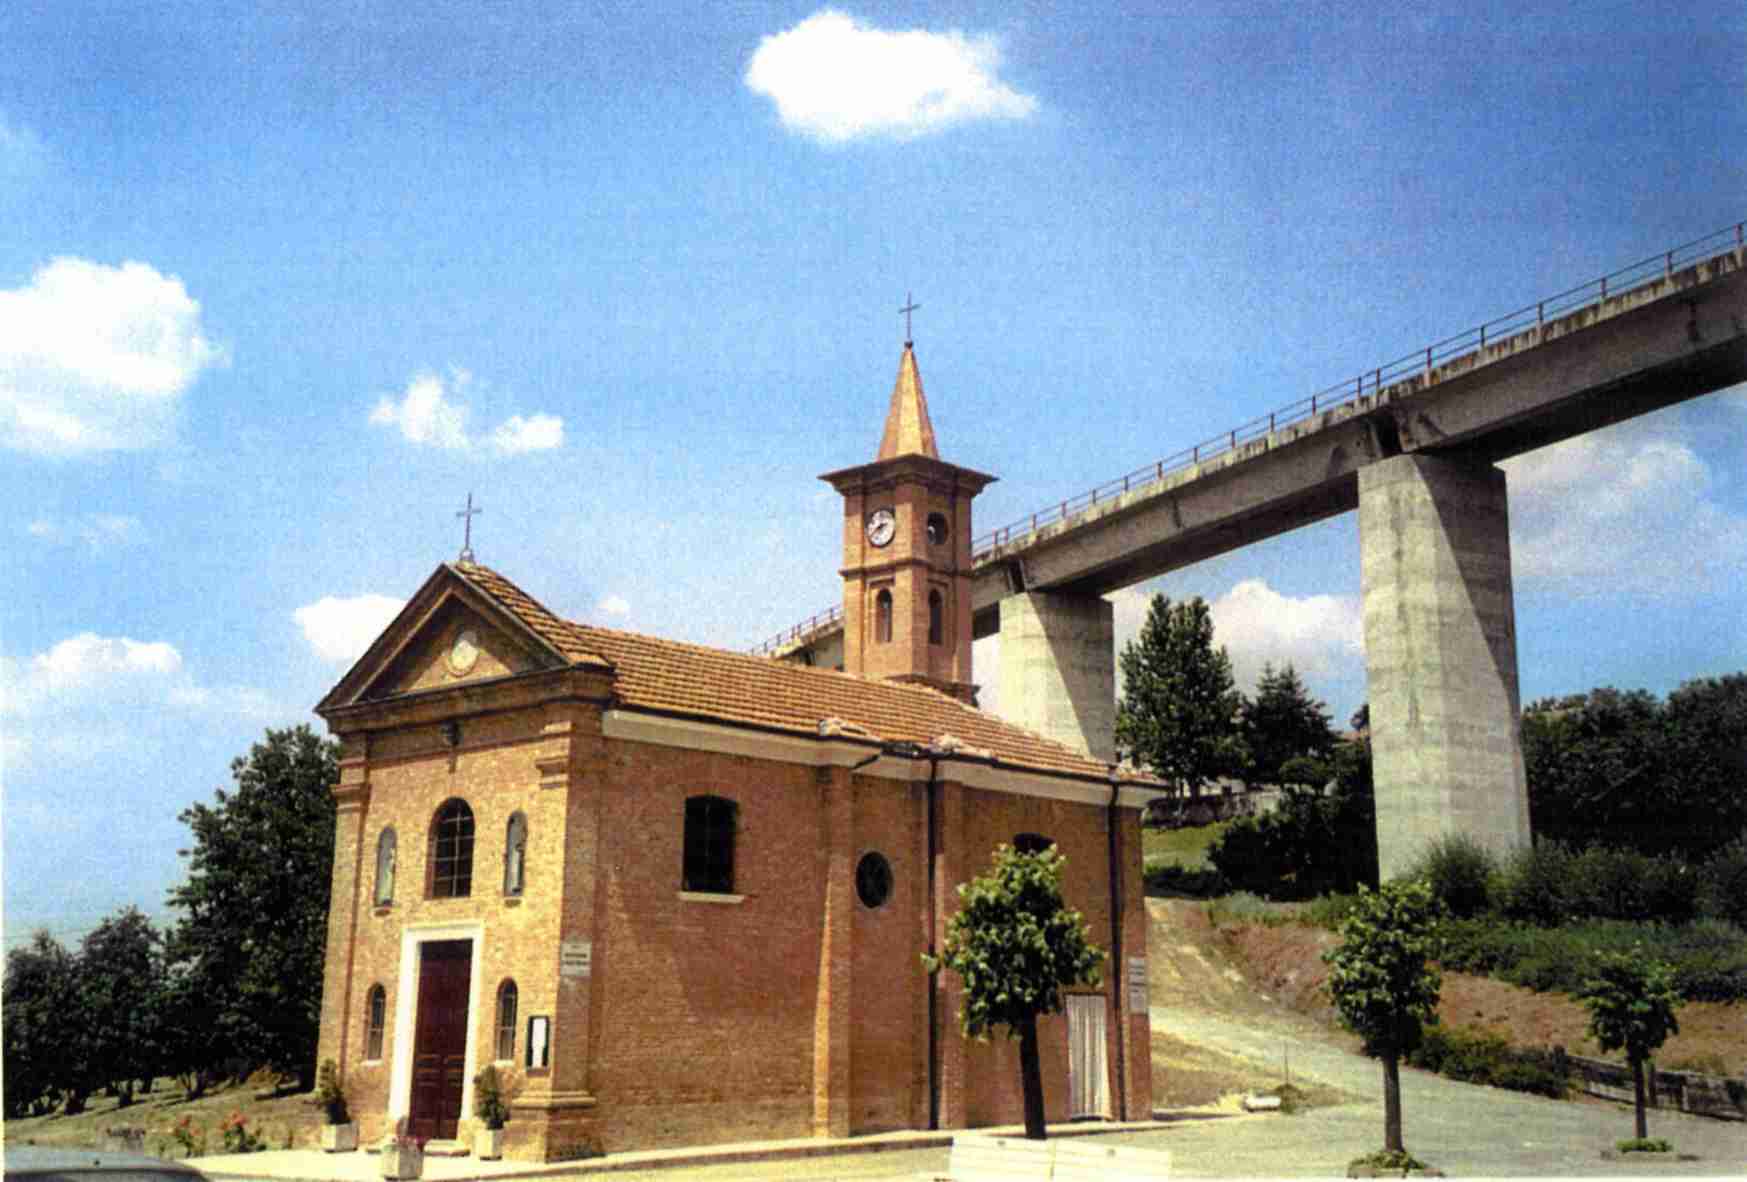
[876,340,939,461]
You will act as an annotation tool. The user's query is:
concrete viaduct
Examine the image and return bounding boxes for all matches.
[765,229,1747,877]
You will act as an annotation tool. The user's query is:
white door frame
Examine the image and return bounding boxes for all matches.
[389,921,484,1130]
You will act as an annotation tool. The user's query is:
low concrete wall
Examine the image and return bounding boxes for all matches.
[1558,1049,1746,1122]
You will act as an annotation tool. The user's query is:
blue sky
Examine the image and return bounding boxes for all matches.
[4,3,1744,947]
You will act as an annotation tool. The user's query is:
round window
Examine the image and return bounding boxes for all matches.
[855,851,893,909]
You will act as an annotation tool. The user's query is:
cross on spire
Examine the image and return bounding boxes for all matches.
[456,492,482,563]
[899,293,920,346]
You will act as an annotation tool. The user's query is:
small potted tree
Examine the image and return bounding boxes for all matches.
[316,1060,358,1153]
[379,1117,423,1180]
[472,1065,510,1160]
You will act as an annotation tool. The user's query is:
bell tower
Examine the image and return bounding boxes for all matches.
[820,341,995,702]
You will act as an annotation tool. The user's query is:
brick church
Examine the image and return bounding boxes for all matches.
[313,342,1157,1161]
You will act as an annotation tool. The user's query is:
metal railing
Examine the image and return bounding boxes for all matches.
[973,220,1745,556]
[753,220,1746,655]
[750,603,842,656]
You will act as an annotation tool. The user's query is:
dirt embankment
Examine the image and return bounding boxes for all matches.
[1148,898,1747,1078]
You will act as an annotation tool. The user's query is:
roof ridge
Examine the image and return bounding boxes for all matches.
[450,561,611,667]
[453,561,1143,781]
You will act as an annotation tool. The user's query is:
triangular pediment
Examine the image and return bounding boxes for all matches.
[316,565,574,713]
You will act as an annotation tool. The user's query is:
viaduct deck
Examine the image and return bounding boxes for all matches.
[762,229,1747,657]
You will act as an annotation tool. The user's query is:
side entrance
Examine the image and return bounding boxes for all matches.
[409,939,472,1141]
[1065,993,1111,1120]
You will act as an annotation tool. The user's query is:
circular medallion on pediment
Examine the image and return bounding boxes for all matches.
[447,628,480,676]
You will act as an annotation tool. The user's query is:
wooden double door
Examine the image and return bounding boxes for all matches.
[409,940,471,1141]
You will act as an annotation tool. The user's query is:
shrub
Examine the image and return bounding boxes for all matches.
[1439,916,1747,1002]
[1616,1137,1672,1154]
[1565,846,1697,923]
[1498,842,1576,925]
[1408,833,1498,919]
[1498,842,1702,925]
[1143,860,1229,898]
[219,1111,266,1154]
[315,1059,348,1125]
[1406,1025,1567,1098]
[473,1064,511,1129]
[1698,836,1747,928]
[168,1115,206,1158]
[1301,892,1364,928]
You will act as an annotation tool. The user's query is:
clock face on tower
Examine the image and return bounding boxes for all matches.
[865,508,896,548]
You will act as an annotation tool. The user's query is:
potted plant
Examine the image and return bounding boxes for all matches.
[379,1117,423,1180]
[472,1065,511,1160]
[316,1060,358,1153]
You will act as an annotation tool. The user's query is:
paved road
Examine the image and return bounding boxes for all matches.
[1135,1005,1745,1177]
[198,1006,1744,1180]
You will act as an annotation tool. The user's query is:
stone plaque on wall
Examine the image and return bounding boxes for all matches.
[560,940,592,978]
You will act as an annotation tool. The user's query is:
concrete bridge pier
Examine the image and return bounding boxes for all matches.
[1359,452,1532,880]
[996,591,1117,765]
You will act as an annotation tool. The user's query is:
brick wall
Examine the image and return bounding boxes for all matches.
[317,699,1153,1159]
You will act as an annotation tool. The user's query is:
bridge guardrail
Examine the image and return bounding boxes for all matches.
[753,220,1746,656]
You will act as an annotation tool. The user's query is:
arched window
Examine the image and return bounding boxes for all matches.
[874,589,893,644]
[1014,832,1054,856]
[374,828,397,906]
[683,795,737,894]
[503,812,528,896]
[364,984,386,1061]
[431,799,475,898]
[495,980,518,1062]
[928,590,944,646]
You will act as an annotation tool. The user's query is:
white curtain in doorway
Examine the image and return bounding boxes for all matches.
[1066,994,1111,1119]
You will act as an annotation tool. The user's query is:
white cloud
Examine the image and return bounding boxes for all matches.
[293,594,407,664]
[974,581,1362,719]
[1206,581,1364,690]
[598,594,632,618]
[1501,420,1747,594]
[490,413,563,455]
[2,633,278,772]
[0,111,48,180]
[0,258,225,456]
[25,513,144,552]
[370,369,472,450]
[14,633,182,701]
[1107,581,1363,696]
[745,9,1038,143]
[370,369,565,456]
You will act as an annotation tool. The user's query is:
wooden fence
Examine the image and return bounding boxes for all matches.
[1557,1048,1745,1122]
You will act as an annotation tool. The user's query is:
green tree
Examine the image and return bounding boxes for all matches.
[923,843,1104,1140]
[1116,595,1245,798]
[1661,674,1747,858]
[1577,950,1682,1142]
[3,931,77,1117]
[1322,881,1444,1157]
[1242,662,1336,788]
[167,724,338,1090]
[1208,737,1377,898]
[77,907,165,1107]
[1523,677,1747,863]
[1521,689,1666,853]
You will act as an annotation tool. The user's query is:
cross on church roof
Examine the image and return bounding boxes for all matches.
[899,294,920,346]
[456,492,482,563]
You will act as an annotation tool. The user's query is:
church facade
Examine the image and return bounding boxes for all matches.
[313,344,1156,1161]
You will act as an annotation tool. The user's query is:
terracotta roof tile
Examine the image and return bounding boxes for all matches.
[453,561,1125,781]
